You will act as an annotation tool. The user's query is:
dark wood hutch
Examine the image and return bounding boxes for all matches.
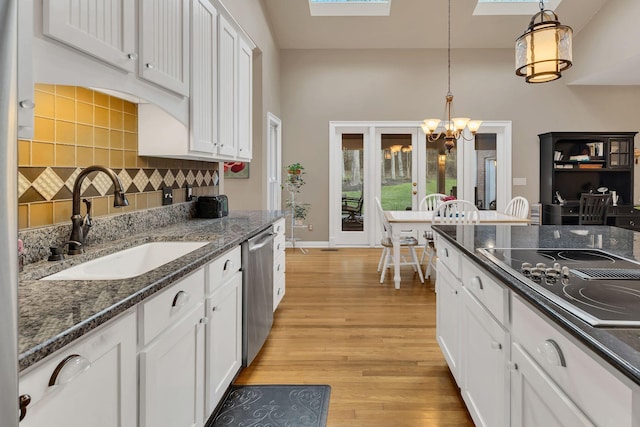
[539,131,639,230]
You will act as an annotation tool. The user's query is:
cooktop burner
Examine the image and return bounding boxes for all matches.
[478,248,640,327]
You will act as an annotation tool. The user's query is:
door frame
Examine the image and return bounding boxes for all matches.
[266,112,282,211]
[329,120,513,247]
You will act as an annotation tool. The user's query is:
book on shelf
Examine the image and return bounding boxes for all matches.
[569,154,590,161]
[578,163,603,169]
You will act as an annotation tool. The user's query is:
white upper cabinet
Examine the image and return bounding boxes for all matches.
[139,0,190,96]
[18,0,34,139]
[190,0,218,154]
[237,36,253,161]
[217,14,238,158]
[42,0,136,73]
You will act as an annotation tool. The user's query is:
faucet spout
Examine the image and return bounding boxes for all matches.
[68,166,129,255]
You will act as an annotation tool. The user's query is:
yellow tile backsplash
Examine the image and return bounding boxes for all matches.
[19,84,219,230]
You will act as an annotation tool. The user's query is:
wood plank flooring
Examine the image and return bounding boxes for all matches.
[235,248,474,427]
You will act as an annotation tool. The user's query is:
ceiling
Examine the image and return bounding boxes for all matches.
[262,0,608,49]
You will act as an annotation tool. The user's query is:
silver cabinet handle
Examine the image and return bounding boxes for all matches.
[199,317,208,324]
[507,361,518,371]
[171,290,191,309]
[48,354,91,386]
[19,394,31,421]
[491,342,502,350]
[537,339,566,367]
[146,63,154,69]
[223,259,234,271]
[471,276,483,290]
[127,53,138,60]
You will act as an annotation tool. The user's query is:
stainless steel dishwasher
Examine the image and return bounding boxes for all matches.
[242,228,276,366]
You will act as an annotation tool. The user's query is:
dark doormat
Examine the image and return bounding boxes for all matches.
[208,384,331,427]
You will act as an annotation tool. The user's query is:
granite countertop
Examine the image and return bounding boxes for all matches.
[433,224,640,386]
[18,210,285,371]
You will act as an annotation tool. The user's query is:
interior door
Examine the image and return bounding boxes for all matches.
[266,113,281,211]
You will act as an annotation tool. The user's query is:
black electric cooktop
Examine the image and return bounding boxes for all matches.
[479,248,640,327]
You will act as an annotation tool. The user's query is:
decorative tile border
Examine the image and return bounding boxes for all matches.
[18,167,217,203]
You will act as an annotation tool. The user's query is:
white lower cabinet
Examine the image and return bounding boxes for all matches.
[273,218,286,311]
[205,270,242,415]
[138,269,206,427]
[435,260,461,384]
[18,310,137,427]
[510,343,593,427]
[460,287,509,427]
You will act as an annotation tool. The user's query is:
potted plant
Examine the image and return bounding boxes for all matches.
[287,162,304,175]
[286,201,311,225]
[285,162,306,190]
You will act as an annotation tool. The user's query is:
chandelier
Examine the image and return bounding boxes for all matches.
[421,0,481,153]
[515,0,573,83]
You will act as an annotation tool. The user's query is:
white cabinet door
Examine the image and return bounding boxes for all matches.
[205,271,242,414]
[237,36,253,161]
[217,14,238,158]
[460,287,509,427]
[435,262,461,385]
[510,343,594,427]
[139,0,190,96]
[42,0,136,72]
[273,219,286,311]
[139,304,205,427]
[190,0,218,155]
[19,311,137,427]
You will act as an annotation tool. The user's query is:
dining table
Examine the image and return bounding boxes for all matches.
[384,209,531,289]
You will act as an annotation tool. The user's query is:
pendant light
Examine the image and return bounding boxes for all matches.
[515,0,573,83]
[421,0,481,153]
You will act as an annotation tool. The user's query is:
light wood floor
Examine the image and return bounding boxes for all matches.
[235,248,474,427]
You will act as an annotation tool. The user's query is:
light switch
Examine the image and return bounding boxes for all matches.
[162,187,173,205]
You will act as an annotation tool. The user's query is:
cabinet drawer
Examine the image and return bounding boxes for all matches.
[274,253,286,280]
[461,257,508,325]
[434,234,461,278]
[19,310,136,427]
[274,232,286,256]
[274,275,285,311]
[140,268,205,346]
[511,295,634,427]
[273,218,286,235]
[206,245,241,295]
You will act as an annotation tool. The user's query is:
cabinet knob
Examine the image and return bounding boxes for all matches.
[19,394,31,421]
[490,342,502,350]
[507,361,518,371]
[537,339,566,367]
[48,354,92,386]
[199,317,209,324]
[442,248,449,258]
[127,53,138,60]
[171,290,191,309]
[145,63,154,69]
[19,100,35,109]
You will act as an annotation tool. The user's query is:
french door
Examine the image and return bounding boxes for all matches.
[329,121,513,247]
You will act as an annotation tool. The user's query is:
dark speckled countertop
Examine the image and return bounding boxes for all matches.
[18,210,285,371]
[433,224,640,386]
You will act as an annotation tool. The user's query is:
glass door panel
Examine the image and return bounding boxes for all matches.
[380,133,414,210]
[425,138,457,199]
[341,134,364,232]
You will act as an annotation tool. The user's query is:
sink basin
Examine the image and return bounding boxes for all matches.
[41,241,209,281]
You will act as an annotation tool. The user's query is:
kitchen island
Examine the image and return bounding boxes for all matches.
[433,224,640,426]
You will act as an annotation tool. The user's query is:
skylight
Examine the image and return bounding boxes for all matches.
[474,0,562,16]
[309,0,392,17]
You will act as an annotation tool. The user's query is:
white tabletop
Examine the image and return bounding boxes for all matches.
[384,210,530,224]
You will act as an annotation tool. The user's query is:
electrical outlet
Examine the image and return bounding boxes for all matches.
[308,224,313,231]
[162,187,173,205]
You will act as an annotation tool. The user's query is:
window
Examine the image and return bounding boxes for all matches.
[309,0,392,17]
[474,0,562,15]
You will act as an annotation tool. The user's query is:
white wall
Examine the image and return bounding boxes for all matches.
[280,47,640,241]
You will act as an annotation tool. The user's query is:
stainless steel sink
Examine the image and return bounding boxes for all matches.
[41,241,209,281]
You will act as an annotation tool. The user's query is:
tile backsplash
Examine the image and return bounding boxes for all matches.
[18,84,218,230]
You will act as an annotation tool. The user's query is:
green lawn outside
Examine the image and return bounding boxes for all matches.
[342,179,457,211]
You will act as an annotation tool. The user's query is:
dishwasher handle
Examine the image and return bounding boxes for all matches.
[248,231,276,252]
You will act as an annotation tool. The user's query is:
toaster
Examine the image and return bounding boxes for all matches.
[196,195,228,218]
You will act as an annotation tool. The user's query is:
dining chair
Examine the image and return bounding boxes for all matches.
[432,200,480,225]
[579,193,611,225]
[418,193,447,275]
[375,197,424,285]
[504,196,530,219]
